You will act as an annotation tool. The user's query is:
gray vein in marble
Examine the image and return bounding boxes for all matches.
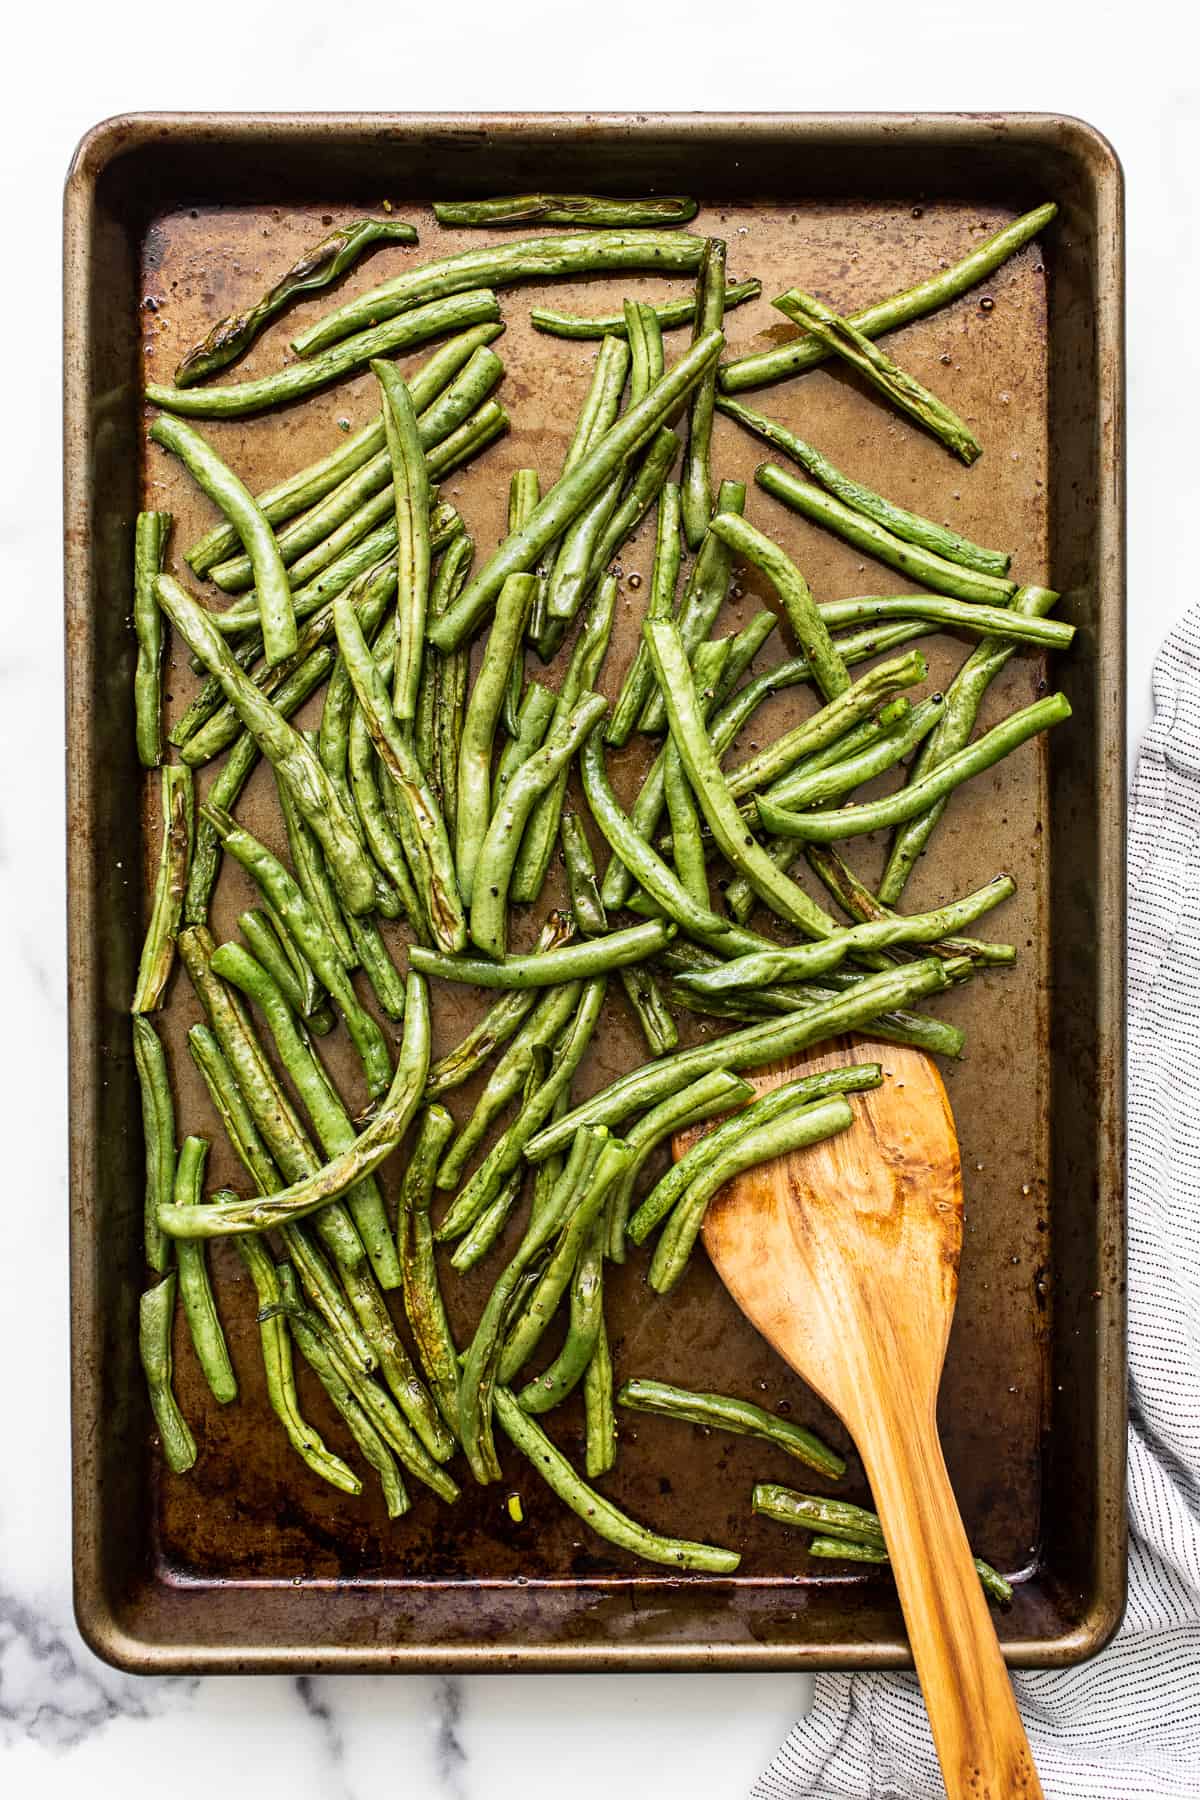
[0,1584,195,1750]
[434,1676,469,1800]
[294,1677,353,1797]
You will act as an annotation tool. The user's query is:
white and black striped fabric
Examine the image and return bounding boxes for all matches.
[752,610,1200,1798]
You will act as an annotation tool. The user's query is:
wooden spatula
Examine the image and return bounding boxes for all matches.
[687,1035,1043,1800]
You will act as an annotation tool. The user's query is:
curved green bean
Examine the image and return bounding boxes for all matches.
[607,480,682,746]
[606,1068,753,1260]
[456,573,538,903]
[762,694,946,813]
[175,217,418,386]
[682,237,726,547]
[651,1094,855,1292]
[532,278,761,340]
[237,910,331,1028]
[139,1275,197,1473]
[294,231,708,356]
[493,682,557,814]
[618,1379,844,1479]
[428,331,725,652]
[147,289,502,418]
[715,395,1010,576]
[643,621,837,938]
[560,807,608,936]
[517,1215,605,1414]
[132,1015,175,1275]
[448,1168,525,1273]
[804,845,1014,969]
[413,918,672,989]
[171,1136,238,1404]
[235,1234,360,1494]
[774,289,982,463]
[333,592,466,953]
[471,693,608,958]
[719,203,1057,394]
[757,692,1072,842]
[151,416,296,662]
[878,584,1062,905]
[132,765,194,1015]
[495,1389,739,1571]
[755,461,1017,605]
[525,959,946,1161]
[426,914,574,1098]
[629,1065,880,1249]
[133,510,171,766]
[705,512,850,700]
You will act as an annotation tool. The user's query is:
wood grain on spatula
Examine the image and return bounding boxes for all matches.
[679,1035,1043,1800]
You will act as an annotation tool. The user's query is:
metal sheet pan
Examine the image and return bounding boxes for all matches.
[64,112,1126,1674]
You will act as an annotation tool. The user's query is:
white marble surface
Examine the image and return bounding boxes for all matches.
[0,6,1190,1793]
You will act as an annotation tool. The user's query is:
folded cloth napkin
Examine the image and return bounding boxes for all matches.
[752,608,1200,1799]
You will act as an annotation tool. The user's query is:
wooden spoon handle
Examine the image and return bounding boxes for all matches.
[856,1390,1043,1800]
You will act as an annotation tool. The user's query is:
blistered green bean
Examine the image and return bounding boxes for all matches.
[133,511,171,766]
[139,1274,197,1474]
[171,1136,238,1404]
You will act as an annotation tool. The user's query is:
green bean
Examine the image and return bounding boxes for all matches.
[560,806,608,936]
[235,1234,360,1494]
[347,912,408,1022]
[493,681,557,814]
[705,514,849,703]
[438,979,607,1241]
[456,573,538,903]
[652,1094,855,1292]
[429,331,725,652]
[168,1135,238,1403]
[629,1065,878,1249]
[545,340,631,624]
[605,1068,752,1260]
[159,973,431,1238]
[184,1020,376,1376]
[662,738,708,906]
[150,416,297,663]
[132,1016,175,1275]
[758,691,1072,842]
[147,289,501,418]
[435,194,699,228]
[814,592,1071,650]
[680,876,1014,996]
[775,288,982,463]
[637,481,746,734]
[275,769,357,965]
[371,361,430,721]
[414,918,672,990]
[625,298,665,402]
[879,585,1062,904]
[501,1140,633,1382]
[391,1104,460,1434]
[157,579,375,920]
[644,621,838,937]
[532,278,761,340]
[583,425,679,600]
[618,1379,844,1478]
[751,1483,1012,1604]
[210,941,402,1288]
[449,1168,525,1273]
[431,533,476,841]
[458,1127,608,1482]
[437,983,583,1192]
[762,694,946,815]
[715,395,1010,576]
[616,965,678,1061]
[754,465,1018,609]
[200,810,392,1097]
[133,511,171,765]
[295,231,708,356]
[518,1215,606,1414]
[138,1274,196,1473]
[273,1267,408,1519]
[495,1388,739,1570]
[606,481,682,746]
[426,914,575,1099]
[527,958,946,1162]
[580,728,768,958]
[583,1316,618,1477]
[804,845,1014,969]
[173,216,417,384]
[719,204,1057,395]
[347,686,425,941]
[236,910,329,1027]
[471,694,609,958]
[131,765,194,1015]
[680,237,726,547]
[501,472,541,733]
[333,594,466,953]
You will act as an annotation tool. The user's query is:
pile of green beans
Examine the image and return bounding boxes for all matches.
[128,192,1059,1596]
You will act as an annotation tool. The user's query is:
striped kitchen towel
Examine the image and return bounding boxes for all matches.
[752,606,1200,1798]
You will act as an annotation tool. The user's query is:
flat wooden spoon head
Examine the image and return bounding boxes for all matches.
[681,1036,1043,1800]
